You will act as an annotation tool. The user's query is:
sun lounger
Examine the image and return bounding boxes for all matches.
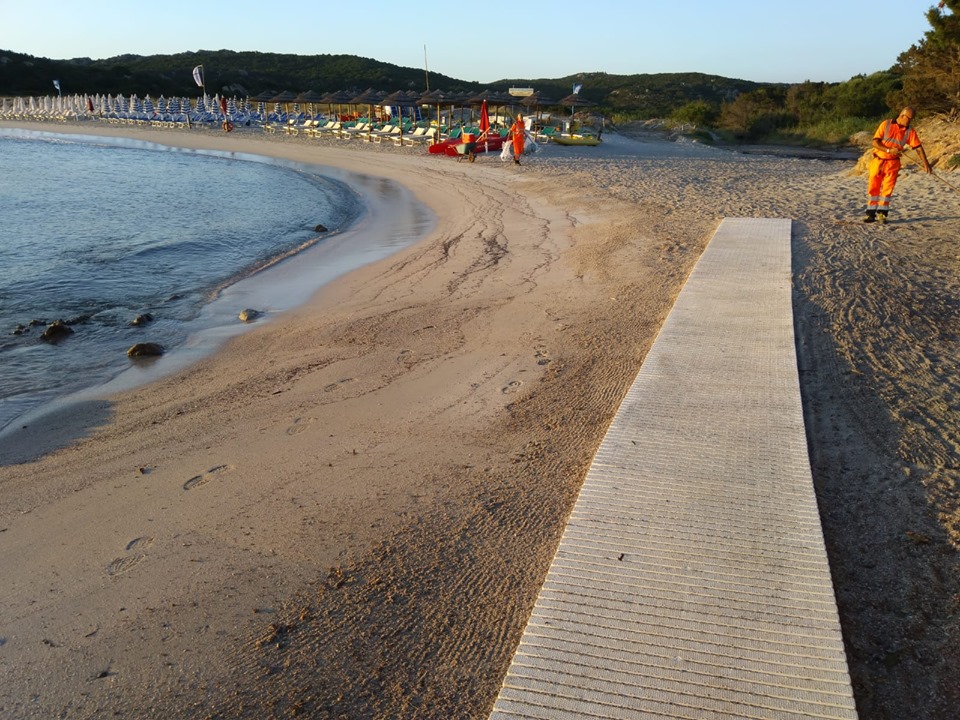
[397,126,438,146]
[307,120,336,137]
[536,126,558,143]
[369,124,400,143]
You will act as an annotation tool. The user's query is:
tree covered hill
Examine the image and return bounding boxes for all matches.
[0,48,768,118]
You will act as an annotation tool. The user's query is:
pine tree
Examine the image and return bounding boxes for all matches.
[896,1,960,115]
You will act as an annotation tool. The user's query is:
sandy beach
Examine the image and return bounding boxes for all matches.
[0,120,957,719]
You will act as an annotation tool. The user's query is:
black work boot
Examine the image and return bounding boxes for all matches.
[877,210,888,224]
[862,209,876,223]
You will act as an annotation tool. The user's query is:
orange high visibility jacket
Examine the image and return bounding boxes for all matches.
[873,119,921,161]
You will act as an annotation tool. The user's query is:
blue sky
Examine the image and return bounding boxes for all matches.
[2,1,939,85]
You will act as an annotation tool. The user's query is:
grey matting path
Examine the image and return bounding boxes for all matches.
[489,218,858,719]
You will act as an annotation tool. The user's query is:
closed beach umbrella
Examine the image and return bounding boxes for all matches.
[487,90,512,130]
[475,98,494,153]
[250,90,276,125]
[270,90,298,121]
[466,90,490,126]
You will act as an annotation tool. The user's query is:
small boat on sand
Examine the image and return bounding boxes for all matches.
[428,131,507,156]
[551,133,602,146]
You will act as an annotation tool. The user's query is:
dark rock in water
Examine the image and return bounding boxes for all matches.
[67,314,91,325]
[28,318,47,327]
[130,313,154,327]
[12,324,29,336]
[40,320,74,342]
[238,308,260,323]
[314,223,328,233]
[127,342,164,358]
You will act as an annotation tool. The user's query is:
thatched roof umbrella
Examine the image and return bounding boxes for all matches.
[349,88,385,119]
[482,90,512,130]
[270,90,299,121]
[464,90,498,128]
[250,90,277,123]
[320,90,353,136]
[521,91,557,128]
[382,90,420,144]
[320,90,348,119]
[295,89,326,119]
[349,88,387,140]
[449,90,474,131]
[419,89,459,143]
[559,92,596,130]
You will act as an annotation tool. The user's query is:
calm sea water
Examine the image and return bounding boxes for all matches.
[0,130,428,433]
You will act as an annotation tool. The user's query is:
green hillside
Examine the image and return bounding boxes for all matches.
[0,48,768,119]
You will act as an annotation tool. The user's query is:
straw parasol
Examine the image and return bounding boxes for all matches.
[348,88,387,139]
[559,91,596,124]
[249,90,276,125]
[321,90,352,120]
[295,89,326,119]
[485,90,514,129]
[270,90,299,120]
[382,90,420,143]
[418,89,461,142]
[521,91,557,128]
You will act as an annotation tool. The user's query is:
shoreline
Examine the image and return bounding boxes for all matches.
[0,119,957,719]
[0,127,434,462]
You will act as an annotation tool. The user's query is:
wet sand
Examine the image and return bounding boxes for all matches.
[0,120,957,719]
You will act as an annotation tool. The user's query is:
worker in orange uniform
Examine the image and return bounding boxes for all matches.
[864,106,931,224]
[509,114,526,165]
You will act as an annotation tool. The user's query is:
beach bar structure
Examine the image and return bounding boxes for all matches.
[490,218,858,719]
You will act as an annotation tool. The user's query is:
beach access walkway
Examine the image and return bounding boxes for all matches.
[489,218,859,719]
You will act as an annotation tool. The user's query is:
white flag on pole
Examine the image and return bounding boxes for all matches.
[192,65,204,88]
[52,79,61,92]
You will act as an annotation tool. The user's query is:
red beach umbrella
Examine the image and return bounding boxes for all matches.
[479,98,490,135]
[475,98,494,153]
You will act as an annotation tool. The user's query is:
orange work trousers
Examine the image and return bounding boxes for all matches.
[867,156,901,210]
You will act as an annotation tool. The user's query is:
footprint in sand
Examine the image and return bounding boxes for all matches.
[502,380,523,394]
[534,346,552,366]
[286,416,317,436]
[182,464,233,491]
[106,554,146,577]
[106,537,154,577]
[323,377,356,393]
[125,535,154,552]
